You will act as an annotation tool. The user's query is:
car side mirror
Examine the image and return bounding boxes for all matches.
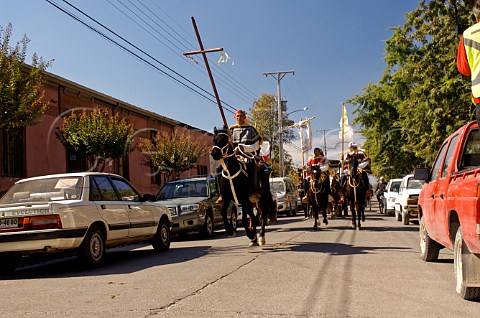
[414,167,430,183]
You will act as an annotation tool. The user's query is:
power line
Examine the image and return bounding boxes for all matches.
[46,0,239,115]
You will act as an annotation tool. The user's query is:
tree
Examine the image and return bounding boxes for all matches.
[56,108,135,172]
[0,23,51,130]
[348,0,473,176]
[249,93,296,177]
[138,128,207,182]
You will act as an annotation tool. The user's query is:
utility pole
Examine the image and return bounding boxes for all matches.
[263,70,294,177]
[315,128,334,156]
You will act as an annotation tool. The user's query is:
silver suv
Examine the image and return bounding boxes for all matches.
[156,176,237,237]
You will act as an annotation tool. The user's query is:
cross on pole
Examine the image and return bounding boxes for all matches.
[184,17,228,128]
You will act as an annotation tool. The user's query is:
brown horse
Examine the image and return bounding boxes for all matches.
[343,157,369,230]
[307,165,330,229]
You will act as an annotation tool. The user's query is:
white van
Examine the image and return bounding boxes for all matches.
[270,177,299,216]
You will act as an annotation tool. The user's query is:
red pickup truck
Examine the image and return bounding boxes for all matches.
[415,121,480,300]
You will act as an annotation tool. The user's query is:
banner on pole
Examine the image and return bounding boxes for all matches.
[339,104,354,141]
[297,120,312,152]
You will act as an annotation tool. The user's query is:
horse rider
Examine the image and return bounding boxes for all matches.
[302,148,329,201]
[230,109,262,203]
[375,177,387,214]
[344,142,370,187]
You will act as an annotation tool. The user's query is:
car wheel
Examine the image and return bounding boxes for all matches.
[152,217,170,252]
[200,213,214,238]
[419,216,441,262]
[77,225,106,267]
[230,207,238,231]
[0,254,19,273]
[454,227,480,300]
[395,206,401,221]
[285,203,292,217]
[402,209,409,225]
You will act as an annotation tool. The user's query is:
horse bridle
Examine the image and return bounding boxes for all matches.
[211,132,235,159]
[213,132,248,207]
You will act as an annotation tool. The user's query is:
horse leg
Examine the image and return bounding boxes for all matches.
[312,203,319,229]
[221,199,235,236]
[320,196,328,225]
[356,202,362,229]
[256,202,266,246]
[361,202,366,223]
[350,200,357,229]
[242,203,258,246]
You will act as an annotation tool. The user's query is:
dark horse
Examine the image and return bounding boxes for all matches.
[307,165,330,229]
[327,173,343,219]
[210,127,275,246]
[343,157,369,230]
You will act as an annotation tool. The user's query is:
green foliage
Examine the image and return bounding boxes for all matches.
[0,23,51,130]
[56,108,134,172]
[249,93,295,177]
[138,128,207,181]
[348,0,473,177]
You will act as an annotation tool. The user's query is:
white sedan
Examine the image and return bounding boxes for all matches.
[0,172,172,272]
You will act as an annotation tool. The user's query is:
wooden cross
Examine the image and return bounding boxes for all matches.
[184,17,228,129]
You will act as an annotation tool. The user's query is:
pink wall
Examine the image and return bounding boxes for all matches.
[0,73,213,195]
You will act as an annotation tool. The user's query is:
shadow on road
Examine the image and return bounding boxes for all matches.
[4,245,212,279]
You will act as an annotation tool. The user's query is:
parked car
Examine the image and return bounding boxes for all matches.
[270,177,298,216]
[0,172,172,272]
[156,176,237,237]
[383,178,402,216]
[394,174,423,224]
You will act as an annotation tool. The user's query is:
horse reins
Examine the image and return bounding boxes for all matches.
[214,132,248,208]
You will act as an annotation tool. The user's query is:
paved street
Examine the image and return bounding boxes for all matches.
[2,203,480,317]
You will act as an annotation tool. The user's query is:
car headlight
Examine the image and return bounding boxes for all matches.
[180,204,199,214]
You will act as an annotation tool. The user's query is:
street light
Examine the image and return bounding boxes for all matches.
[287,107,308,117]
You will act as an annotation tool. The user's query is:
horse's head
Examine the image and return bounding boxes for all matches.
[348,156,359,177]
[311,164,328,183]
[211,126,232,160]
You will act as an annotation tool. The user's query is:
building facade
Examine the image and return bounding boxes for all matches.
[0,69,214,195]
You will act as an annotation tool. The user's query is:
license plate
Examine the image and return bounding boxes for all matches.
[0,218,19,229]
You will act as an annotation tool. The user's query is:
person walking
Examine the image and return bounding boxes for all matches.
[457,0,480,128]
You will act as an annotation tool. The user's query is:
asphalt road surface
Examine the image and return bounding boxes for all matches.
[2,202,480,317]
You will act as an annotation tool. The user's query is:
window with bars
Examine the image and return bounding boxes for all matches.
[1,128,25,178]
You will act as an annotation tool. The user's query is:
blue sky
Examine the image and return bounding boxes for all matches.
[1,0,420,165]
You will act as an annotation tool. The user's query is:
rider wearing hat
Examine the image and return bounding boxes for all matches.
[302,147,330,206]
[345,142,371,173]
[344,141,370,187]
[306,147,330,179]
[230,109,262,203]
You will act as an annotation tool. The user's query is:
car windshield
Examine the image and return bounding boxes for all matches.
[157,180,208,199]
[0,176,84,204]
[270,181,285,193]
[407,178,424,190]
